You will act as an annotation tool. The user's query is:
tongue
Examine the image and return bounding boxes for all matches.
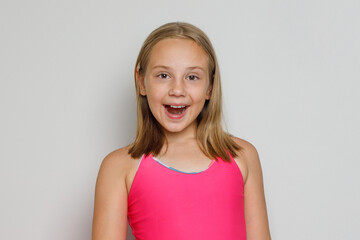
[166,106,185,115]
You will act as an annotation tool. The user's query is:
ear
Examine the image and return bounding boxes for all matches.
[136,68,146,96]
[206,83,213,100]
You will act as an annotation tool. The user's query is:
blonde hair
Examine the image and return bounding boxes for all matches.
[128,22,242,162]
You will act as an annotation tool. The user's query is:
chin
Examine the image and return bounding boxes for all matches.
[163,126,185,133]
[161,123,189,133]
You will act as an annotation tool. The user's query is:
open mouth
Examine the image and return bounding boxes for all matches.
[164,105,188,115]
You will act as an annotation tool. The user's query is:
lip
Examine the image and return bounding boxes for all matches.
[163,104,189,119]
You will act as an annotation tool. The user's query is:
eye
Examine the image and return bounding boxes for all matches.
[187,75,199,81]
[157,73,170,79]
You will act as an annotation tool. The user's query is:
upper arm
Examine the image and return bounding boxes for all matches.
[235,138,271,240]
[92,149,129,240]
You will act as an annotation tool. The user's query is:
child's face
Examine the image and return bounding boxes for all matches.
[138,38,212,136]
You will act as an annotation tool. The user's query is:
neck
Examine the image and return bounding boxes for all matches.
[163,122,197,144]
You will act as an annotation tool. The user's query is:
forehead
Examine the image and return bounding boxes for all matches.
[147,38,209,71]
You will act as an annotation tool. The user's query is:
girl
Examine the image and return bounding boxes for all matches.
[92,22,271,240]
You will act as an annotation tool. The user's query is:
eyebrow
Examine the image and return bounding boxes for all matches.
[151,65,206,72]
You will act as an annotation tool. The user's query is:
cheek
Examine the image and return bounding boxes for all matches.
[145,78,167,94]
[146,87,164,111]
[147,94,160,108]
[190,86,209,103]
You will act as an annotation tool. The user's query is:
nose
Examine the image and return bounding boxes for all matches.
[168,78,186,97]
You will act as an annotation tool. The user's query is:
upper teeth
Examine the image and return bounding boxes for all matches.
[170,105,185,108]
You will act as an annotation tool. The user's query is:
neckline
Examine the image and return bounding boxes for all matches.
[149,154,216,175]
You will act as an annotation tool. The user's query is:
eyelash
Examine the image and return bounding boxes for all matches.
[156,73,199,80]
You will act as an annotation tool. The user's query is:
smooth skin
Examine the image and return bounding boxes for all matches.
[139,38,212,136]
[92,38,271,240]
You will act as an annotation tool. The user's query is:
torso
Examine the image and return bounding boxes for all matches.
[124,137,249,195]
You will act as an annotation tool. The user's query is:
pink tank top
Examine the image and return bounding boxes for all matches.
[127,153,246,239]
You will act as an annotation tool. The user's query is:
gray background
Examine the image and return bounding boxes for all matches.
[1,0,359,239]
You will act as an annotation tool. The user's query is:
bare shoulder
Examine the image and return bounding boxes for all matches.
[98,146,133,178]
[231,137,260,161]
[231,137,271,239]
[92,146,133,239]
[231,136,262,184]
[102,146,133,166]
